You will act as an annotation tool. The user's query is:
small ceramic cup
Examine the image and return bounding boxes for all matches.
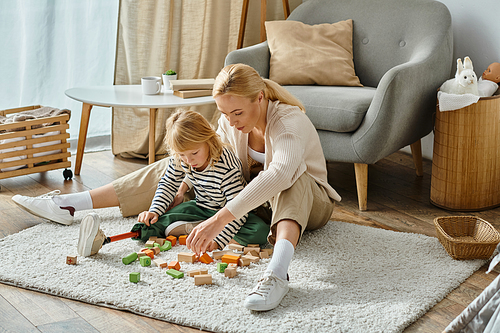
[141,76,162,95]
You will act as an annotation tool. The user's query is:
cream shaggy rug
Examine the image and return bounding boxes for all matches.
[0,208,485,333]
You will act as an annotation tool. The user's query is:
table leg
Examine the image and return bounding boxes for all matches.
[75,103,93,175]
[237,0,250,49]
[149,108,157,164]
[260,0,267,43]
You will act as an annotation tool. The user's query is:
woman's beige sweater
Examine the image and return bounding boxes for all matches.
[216,100,341,220]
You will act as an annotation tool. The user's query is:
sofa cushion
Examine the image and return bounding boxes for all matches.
[266,19,362,87]
[284,85,376,133]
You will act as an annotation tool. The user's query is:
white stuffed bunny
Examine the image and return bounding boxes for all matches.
[440,57,479,95]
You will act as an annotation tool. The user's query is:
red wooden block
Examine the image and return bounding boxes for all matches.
[66,256,77,265]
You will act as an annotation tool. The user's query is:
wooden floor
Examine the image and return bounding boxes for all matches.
[1,150,499,332]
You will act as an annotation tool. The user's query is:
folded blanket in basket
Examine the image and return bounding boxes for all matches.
[0,107,71,133]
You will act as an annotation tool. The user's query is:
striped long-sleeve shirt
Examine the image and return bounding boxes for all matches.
[149,146,248,249]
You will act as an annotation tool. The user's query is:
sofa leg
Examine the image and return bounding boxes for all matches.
[410,139,424,177]
[354,163,368,211]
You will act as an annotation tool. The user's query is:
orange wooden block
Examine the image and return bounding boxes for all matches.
[221,254,240,265]
[213,250,231,260]
[143,249,155,259]
[168,260,181,270]
[198,253,214,264]
[178,235,187,245]
[166,235,177,246]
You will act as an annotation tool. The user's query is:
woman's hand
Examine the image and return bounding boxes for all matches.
[137,211,159,226]
[186,207,235,255]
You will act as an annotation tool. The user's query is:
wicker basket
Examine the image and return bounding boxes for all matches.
[434,216,500,260]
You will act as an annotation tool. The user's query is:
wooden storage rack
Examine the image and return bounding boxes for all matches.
[0,105,71,180]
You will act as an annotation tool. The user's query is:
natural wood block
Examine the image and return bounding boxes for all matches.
[66,256,77,265]
[238,257,251,266]
[194,274,212,285]
[259,251,269,259]
[198,252,214,264]
[155,238,166,246]
[221,254,241,265]
[168,261,181,270]
[178,252,197,263]
[213,250,231,260]
[137,252,147,258]
[153,258,168,268]
[178,235,188,245]
[151,246,161,255]
[242,254,260,263]
[227,243,244,251]
[166,235,177,246]
[145,240,155,248]
[224,267,237,278]
[244,247,260,255]
[261,248,273,256]
[188,268,209,277]
[247,244,259,247]
[148,236,157,242]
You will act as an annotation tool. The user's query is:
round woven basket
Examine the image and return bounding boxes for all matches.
[434,216,500,260]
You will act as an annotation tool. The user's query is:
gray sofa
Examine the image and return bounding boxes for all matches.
[225,0,453,210]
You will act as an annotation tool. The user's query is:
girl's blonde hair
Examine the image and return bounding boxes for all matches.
[213,63,305,112]
[165,110,223,169]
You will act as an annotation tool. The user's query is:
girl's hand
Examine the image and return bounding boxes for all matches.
[206,241,220,252]
[167,192,184,211]
[137,211,159,226]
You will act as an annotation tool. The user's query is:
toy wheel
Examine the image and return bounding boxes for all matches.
[63,168,73,180]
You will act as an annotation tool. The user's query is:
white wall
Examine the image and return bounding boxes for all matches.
[402,0,500,160]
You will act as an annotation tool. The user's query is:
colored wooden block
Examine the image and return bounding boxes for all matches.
[66,256,77,265]
[166,235,177,246]
[129,272,140,283]
[224,267,237,278]
[194,274,212,285]
[242,254,260,263]
[238,257,251,267]
[212,250,230,260]
[159,241,172,252]
[217,262,228,273]
[198,253,213,264]
[143,249,155,259]
[145,240,156,248]
[166,269,184,279]
[137,252,147,258]
[122,252,138,265]
[140,256,151,267]
[244,246,261,255]
[228,243,244,251]
[259,251,269,259]
[178,252,197,263]
[155,238,166,246]
[153,258,168,268]
[151,246,161,255]
[168,260,181,270]
[221,254,241,265]
[178,235,187,245]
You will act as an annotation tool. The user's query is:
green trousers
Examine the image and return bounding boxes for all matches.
[131,200,270,246]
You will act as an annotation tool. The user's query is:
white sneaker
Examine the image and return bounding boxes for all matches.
[78,213,106,257]
[244,271,289,311]
[165,220,203,237]
[12,190,74,225]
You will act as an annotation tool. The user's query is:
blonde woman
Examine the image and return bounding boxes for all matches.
[13,64,341,311]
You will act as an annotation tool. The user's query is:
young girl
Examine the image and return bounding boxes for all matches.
[77,110,269,257]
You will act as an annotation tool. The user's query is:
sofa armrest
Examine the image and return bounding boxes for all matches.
[352,32,453,164]
[225,42,271,78]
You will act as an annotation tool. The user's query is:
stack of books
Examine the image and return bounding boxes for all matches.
[169,79,215,98]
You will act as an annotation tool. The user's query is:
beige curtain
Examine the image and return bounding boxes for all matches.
[113,0,301,159]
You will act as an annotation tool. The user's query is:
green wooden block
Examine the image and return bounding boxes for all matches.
[139,256,151,267]
[129,272,140,283]
[122,252,138,265]
[217,262,228,273]
[166,269,184,279]
[159,241,172,252]
[153,243,160,248]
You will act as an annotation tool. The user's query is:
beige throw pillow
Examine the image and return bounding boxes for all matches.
[266,19,362,86]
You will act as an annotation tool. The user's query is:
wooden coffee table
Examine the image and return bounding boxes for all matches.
[65,85,215,175]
